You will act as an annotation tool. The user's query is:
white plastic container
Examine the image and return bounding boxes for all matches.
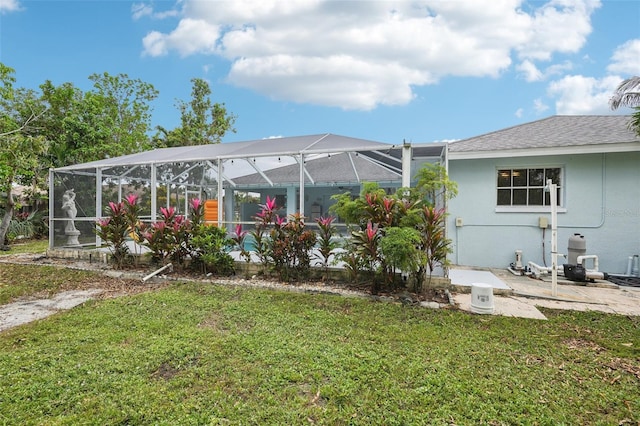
[471,283,494,314]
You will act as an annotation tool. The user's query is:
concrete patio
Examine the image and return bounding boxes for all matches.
[450,267,640,320]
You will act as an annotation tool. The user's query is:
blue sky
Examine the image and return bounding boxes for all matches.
[1,0,639,144]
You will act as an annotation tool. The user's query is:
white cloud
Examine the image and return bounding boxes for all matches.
[143,18,220,57]
[533,98,549,114]
[142,0,601,110]
[517,0,601,61]
[518,59,573,82]
[547,74,621,114]
[515,108,524,118]
[544,39,639,116]
[227,54,428,110]
[517,60,543,82]
[131,2,180,20]
[607,39,640,75]
[131,3,152,20]
[0,0,21,13]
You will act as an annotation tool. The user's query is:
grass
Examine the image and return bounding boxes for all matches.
[0,263,102,305]
[0,265,638,425]
[0,238,48,255]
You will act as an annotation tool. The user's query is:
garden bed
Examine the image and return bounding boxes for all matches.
[43,247,453,307]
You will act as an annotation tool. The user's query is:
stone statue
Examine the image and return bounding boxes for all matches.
[61,189,80,245]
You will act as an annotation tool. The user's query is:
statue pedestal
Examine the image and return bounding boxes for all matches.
[65,230,81,247]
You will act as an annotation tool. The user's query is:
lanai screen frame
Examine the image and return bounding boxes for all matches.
[49,134,412,249]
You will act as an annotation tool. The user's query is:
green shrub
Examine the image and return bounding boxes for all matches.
[379,226,425,290]
[329,163,457,293]
[190,225,234,276]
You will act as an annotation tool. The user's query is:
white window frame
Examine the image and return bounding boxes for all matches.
[495,166,566,213]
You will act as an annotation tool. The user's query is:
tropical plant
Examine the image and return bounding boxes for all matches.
[250,195,277,270]
[609,75,640,136]
[333,240,367,284]
[249,196,318,281]
[231,224,252,263]
[379,226,425,291]
[418,206,453,287]
[270,213,317,282]
[610,76,640,109]
[140,206,184,265]
[314,215,337,277]
[95,201,131,268]
[329,182,385,228]
[5,211,33,243]
[350,221,382,291]
[190,225,234,276]
[189,198,204,227]
[328,161,457,292]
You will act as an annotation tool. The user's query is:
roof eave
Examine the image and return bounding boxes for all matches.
[447,141,640,160]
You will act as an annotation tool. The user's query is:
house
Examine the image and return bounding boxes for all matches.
[445,115,640,275]
[49,116,638,276]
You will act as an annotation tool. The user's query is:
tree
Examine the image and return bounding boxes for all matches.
[609,76,640,136]
[0,64,49,248]
[88,72,158,154]
[39,80,84,167]
[154,78,236,147]
[40,72,158,168]
[412,163,458,207]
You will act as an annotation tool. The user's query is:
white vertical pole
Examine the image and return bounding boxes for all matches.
[151,164,157,222]
[96,168,103,247]
[548,179,558,297]
[217,159,223,227]
[224,188,234,225]
[286,186,296,217]
[184,187,189,218]
[401,141,411,189]
[48,168,55,249]
[299,154,305,217]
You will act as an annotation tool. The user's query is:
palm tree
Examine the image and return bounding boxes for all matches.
[610,76,640,136]
[610,76,640,109]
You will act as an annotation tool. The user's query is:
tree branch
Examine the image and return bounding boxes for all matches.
[0,106,48,137]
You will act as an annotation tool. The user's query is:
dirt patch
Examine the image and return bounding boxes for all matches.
[151,362,182,380]
[605,358,640,380]
[564,338,605,353]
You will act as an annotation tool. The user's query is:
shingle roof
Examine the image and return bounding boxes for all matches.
[448,115,639,153]
[232,152,401,187]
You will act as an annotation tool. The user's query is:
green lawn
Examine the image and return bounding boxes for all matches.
[0,265,638,425]
[0,238,48,256]
[0,264,104,305]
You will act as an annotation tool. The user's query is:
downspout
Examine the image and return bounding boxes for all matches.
[559,153,606,229]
